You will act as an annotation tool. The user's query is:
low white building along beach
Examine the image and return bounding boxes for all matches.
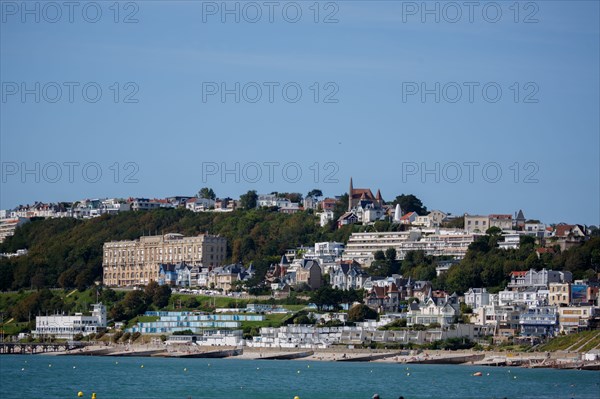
[33,303,107,339]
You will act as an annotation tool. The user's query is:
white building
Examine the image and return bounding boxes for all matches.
[344,230,479,266]
[33,303,107,339]
[498,232,521,250]
[186,197,216,212]
[317,210,334,227]
[464,288,490,309]
[166,330,243,346]
[257,194,293,208]
[0,217,30,243]
[498,287,549,307]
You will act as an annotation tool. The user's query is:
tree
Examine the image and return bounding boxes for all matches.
[332,194,349,220]
[153,285,172,308]
[278,192,303,203]
[391,194,427,215]
[239,190,258,209]
[198,187,216,200]
[307,189,323,198]
[486,226,502,236]
[121,290,147,319]
[144,281,160,304]
[348,304,378,322]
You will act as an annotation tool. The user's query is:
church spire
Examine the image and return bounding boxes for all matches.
[348,177,354,211]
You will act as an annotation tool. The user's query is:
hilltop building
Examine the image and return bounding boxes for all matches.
[102,233,227,287]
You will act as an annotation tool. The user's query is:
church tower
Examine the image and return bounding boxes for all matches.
[348,177,354,211]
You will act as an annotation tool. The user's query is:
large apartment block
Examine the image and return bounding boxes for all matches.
[103,233,227,287]
[343,230,478,266]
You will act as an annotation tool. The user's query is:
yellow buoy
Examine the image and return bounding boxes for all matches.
[294,396,301,399]
[91,394,96,399]
[78,392,83,397]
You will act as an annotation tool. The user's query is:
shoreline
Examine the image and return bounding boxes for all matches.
[4,343,599,371]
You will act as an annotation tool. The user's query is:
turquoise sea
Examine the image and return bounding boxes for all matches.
[0,355,598,399]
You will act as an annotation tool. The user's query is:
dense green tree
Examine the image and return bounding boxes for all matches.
[307,189,323,198]
[153,285,172,308]
[239,190,258,209]
[332,194,349,220]
[198,187,216,200]
[121,290,147,319]
[348,304,378,322]
[390,194,427,215]
[486,226,502,236]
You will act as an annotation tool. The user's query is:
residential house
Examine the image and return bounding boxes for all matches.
[330,261,369,290]
[128,198,162,211]
[464,214,489,233]
[519,306,558,338]
[489,214,513,230]
[295,259,323,290]
[548,282,571,307]
[552,224,587,251]
[365,283,399,313]
[507,269,572,291]
[498,232,520,250]
[498,287,549,307]
[472,304,522,340]
[214,197,236,212]
[337,211,358,228]
[320,198,337,211]
[400,212,417,225]
[406,293,460,327]
[557,306,598,334]
[186,197,216,212]
[464,288,490,310]
[208,263,253,293]
[318,210,334,227]
[427,210,447,227]
[303,196,318,210]
[158,264,178,286]
[413,215,430,227]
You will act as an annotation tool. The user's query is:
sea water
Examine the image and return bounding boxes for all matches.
[0,355,598,399]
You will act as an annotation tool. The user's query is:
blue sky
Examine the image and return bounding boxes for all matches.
[1,0,599,225]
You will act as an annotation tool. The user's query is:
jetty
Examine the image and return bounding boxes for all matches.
[258,350,314,360]
[166,347,242,358]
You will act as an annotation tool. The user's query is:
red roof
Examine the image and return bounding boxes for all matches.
[555,224,575,237]
[536,247,555,254]
[489,214,512,220]
[510,271,527,277]
[400,212,416,220]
